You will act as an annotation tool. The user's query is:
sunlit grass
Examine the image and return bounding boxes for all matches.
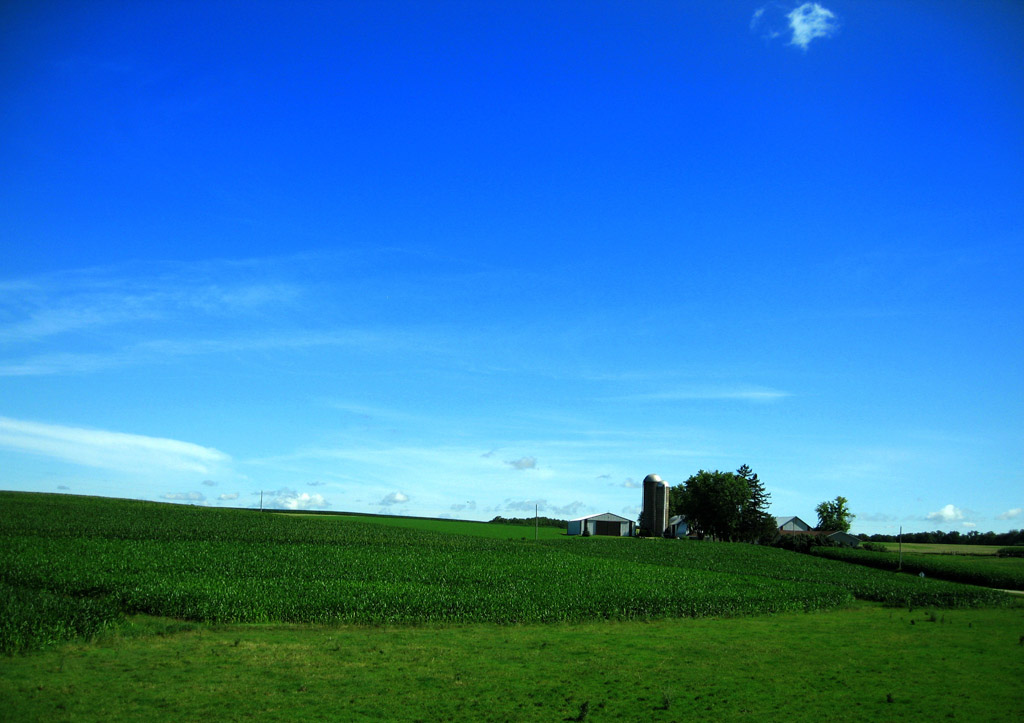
[2,603,1022,721]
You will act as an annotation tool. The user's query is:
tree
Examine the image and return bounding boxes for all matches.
[674,470,749,541]
[815,496,855,532]
[736,464,776,544]
[668,482,687,520]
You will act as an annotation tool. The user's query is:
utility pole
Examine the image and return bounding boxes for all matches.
[535,503,538,541]
[260,490,264,512]
[898,525,903,571]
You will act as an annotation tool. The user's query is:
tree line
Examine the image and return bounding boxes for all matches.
[489,515,568,528]
[860,529,1024,546]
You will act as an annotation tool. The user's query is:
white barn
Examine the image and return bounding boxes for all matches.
[567,512,634,537]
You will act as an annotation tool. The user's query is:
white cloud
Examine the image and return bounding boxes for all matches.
[218,493,239,501]
[621,478,640,489]
[380,491,409,506]
[926,504,965,522]
[0,416,231,475]
[751,3,838,51]
[266,488,329,511]
[163,492,205,502]
[788,3,839,50]
[506,456,537,470]
[962,522,977,528]
[996,508,1022,520]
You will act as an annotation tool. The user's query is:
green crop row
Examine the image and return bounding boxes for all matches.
[810,547,1024,590]
[546,537,1013,608]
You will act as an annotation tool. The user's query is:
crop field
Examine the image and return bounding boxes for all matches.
[812,546,1024,591]
[890,542,1006,556]
[550,536,1014,606]
[1,492,1014,657]
[2,492,1022,721]
[281,511,567,540]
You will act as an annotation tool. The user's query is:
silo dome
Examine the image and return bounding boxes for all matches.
[643,473,662,485]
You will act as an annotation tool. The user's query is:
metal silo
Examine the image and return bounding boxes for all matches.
[641,473,669,537]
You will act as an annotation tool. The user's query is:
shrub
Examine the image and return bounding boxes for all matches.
[772,533,839,554]
[996,546,1024,558]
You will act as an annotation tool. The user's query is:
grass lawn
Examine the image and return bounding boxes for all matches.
[2,603,1022,722]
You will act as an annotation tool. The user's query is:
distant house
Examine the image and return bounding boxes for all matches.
[666,515,689,539]
[776,516,812,532]
[567,512,634,537]
[775,515,860,548]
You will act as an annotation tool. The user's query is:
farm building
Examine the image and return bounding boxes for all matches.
[567,512,635,537]
[822,530,861,547]
[776,515,812,532]
[666,515,689,538]
[777,526,861,547]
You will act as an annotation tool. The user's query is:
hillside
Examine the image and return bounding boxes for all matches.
[0,492,1011,654]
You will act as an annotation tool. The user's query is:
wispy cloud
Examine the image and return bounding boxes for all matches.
[616,387,790,403]
[996,508,1022,520]
[0,416,231,475]
[218,493,240,501]
[0,263,301,343]
[0,329,426,377]
[163,491,205,502]
[506,456,537,470]
[502,499,583,517]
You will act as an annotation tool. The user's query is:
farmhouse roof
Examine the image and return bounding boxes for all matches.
[570,512,632,523]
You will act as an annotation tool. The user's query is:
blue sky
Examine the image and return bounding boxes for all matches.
[2,1,1022,534]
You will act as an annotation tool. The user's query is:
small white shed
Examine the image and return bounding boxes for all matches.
[667,515,689,538]
[567,512,634,537]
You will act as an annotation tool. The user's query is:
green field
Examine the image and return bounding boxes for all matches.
[2,492,1022,720]
[814,546,1024,591]
[2,605,1022,721]
[282,511,567,540]
[880,542,1006,556]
